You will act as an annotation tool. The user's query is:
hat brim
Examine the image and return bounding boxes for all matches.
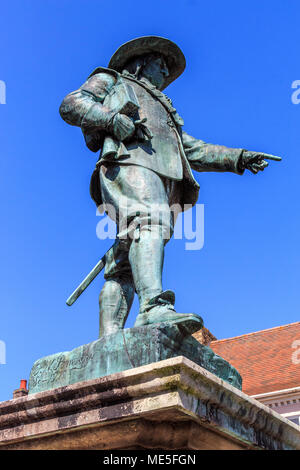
[108,36,186,90]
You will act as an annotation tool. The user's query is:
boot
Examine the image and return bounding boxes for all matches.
[99,277,134,338]
[129,227,203,335]
[128,225,165,313]
[134,290,203,335]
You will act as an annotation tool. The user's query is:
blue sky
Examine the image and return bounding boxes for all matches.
[0,0,299,402]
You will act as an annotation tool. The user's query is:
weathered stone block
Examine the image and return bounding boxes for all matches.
[1,357,299,450]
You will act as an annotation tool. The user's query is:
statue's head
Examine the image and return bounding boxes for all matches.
[108,36,186,91]
[122,53,169,90]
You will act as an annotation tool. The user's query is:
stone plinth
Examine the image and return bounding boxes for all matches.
[28,323,241,394]
[1,357,299,450]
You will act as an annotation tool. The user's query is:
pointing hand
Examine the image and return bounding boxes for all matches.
[241,151,282,174]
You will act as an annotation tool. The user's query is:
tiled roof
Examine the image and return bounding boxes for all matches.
[210,322,300,395]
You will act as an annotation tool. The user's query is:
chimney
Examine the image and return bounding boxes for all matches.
[13,379,28,399]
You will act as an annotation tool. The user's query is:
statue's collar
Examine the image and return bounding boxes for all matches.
[122,71,156,89]
[121,71,184,128]
[122,72,175,110]
[88,68,174,108]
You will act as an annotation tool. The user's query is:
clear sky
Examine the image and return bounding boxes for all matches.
[0,0,299,402]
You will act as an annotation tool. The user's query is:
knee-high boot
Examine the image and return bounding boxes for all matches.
[129,226,203,334]
[99,277,135,338]
[128,225,165,314]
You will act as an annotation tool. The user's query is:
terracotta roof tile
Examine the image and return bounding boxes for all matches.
[210,322,300,395]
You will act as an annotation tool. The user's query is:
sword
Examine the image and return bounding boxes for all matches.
[66,245,113,306]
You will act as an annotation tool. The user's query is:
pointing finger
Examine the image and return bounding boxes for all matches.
[260,153,282,161]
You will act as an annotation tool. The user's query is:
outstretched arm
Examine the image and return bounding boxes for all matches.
[182,132,281,174]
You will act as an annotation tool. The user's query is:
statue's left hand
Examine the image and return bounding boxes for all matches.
[241,151,282,174]
[112,113,136,141]
[134,118,153,141]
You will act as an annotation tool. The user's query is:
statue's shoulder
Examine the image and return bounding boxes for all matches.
[84,67,120,96]
[87,66,120,81]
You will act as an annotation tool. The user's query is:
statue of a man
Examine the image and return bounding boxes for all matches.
[60,36,280,337]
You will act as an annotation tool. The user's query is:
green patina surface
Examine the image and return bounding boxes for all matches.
[38,36,281,400]
[60,36,281,339]
[28,323,242,394]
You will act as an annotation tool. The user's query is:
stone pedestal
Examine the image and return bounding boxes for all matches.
[1,357,299,450]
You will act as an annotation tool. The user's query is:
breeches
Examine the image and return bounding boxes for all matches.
[99,163,182,280]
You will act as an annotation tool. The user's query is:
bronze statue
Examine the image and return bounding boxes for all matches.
[60,36,281,338]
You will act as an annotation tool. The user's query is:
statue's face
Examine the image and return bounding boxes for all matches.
[141,56,169,89]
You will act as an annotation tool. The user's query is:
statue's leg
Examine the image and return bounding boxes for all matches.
[99,277,134,338]
[99,240,134,338]
[129,224,202,332]
[99,163,173,313]
[99,163,202,332]
[128,224,165,313]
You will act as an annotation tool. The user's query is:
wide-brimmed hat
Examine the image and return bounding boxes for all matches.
[108,36,186,89]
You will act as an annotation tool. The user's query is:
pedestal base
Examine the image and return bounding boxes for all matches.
[28,323,242,394]
[1,357,299,450]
